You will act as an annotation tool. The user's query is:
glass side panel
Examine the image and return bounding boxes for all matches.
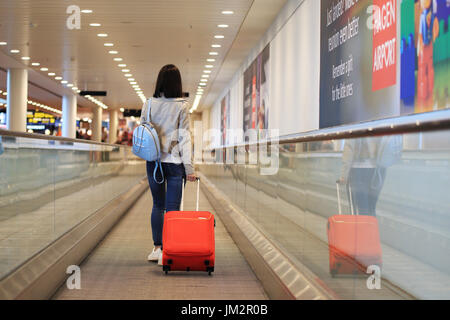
[200,129,450,300]
[0,135,146,279]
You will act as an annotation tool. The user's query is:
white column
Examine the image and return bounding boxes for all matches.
[62,94,77,138]
[108,109,118,144]
[6,69,28,132]
[91,106,102,142]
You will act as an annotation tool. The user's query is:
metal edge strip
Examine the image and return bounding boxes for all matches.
[197,172,336,300]
[0,178,148,300]
[205,109,450,150]
[0,129,126,148]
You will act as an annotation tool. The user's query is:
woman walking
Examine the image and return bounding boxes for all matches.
[141,64,197,264]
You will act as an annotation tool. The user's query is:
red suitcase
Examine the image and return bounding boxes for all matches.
[327,182,382,276]
[162,178,215,275]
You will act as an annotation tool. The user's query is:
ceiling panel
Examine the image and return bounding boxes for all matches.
[0,0,286,114]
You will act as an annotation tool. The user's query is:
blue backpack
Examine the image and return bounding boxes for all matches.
[132,100,164,184]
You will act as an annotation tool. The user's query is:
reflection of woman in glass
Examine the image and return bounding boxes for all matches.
[339,137,385,217]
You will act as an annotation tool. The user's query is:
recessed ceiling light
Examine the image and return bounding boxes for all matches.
[10,49,20,53]
[200,79,208,82]
[67,84,74,87]
[104,43,114,47]
[48,73,56,76]
[124,74,132,77]
[218,24,229,28]
[130,82,137,85]
[31,62,40,66]
[61,80,68,84]
[214,35,225,39]
[205,65,214,68]
[114,58,123,61]
[202,74,210,78]
[109,50,118,54]
[122,69,130,73]
[211,44,221,48]
[21,57,31,60]
[204,70,212,74]
[55,76,62,80]
[209,52,219,56]
[222,10,234,15]
[0,42,7,45]
[118,64,127,67]
[199,83,207,86]
[128,79,135,82]
[81,9,93,13]
[40,67,49,71]
[97,33,108,37]
[90,23,101,27]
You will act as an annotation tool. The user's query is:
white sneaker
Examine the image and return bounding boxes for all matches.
[148,247,161,262]
[158,250,163,266]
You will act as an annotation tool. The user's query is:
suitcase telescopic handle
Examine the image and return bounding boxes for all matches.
[336,181,354,215]
[181,177,200,212]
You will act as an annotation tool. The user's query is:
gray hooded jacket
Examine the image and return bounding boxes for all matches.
[140,97,194,175]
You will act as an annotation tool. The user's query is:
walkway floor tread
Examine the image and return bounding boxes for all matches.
[52,182,268,300]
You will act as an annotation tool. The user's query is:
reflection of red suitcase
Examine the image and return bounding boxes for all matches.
[162,178,215,275]
[327,183,382,276]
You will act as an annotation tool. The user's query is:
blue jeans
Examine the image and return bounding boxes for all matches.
[146,161,185,247]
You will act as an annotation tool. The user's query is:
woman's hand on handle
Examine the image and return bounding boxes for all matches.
[186,174,198,182]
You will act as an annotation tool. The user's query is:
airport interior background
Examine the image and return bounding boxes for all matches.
[0,0,449,301]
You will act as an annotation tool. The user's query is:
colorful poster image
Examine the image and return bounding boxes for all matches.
[221,92,231,146]
[243,44,270,135]
[400,0,450,114]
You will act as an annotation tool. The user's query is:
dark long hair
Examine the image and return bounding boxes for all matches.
[153,64,183,98]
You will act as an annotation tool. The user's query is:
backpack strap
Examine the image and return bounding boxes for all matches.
[153,160,164,185]
[146,99,152,123]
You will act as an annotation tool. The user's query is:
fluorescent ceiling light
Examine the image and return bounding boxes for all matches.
[202,75,210,78]
[128,78,135,81]
[214,35,225,39]
[118,64,127,67]
[31,62,40,66]
[199,83,207,86]
[48,73,56,76]
[0,42,7,45]
[124,74,132,77]
[81,9,93,13]
[218,24,229,28]
[61,80,68,84]
[205,65,213,68]
[222,10,234,15]
[104,43,114,47]
[114,58,123,61]
[97,33,108,37]
[209,52,219,56]
[207,59,215,62]
[67,84,74,87]
[109,51,118,54]
[90,23,101,27]
[200,79,208,82]
[203,70,212,74]
[211,44,221,48]
[10,49,20,53]
[122,69,130,72]
[55,76,62,80]
[21,57,31,60]
[40,67,49,71]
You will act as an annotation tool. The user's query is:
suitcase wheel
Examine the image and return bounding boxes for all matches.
[330,269,338,277]
[207,267,214,276]
[163,265,171,275]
